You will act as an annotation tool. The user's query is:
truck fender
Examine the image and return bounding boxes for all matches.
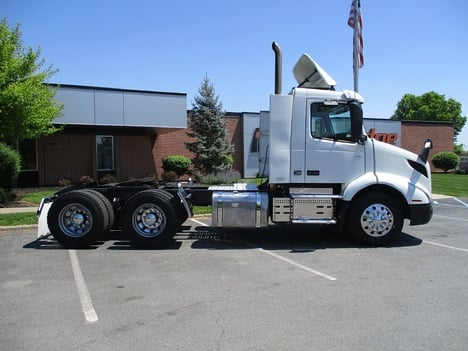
[342,172,431,205]
[372,171,432,205]
[342,173,378,202]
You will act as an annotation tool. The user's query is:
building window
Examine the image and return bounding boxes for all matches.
[250,128,260,153]
[96,136,114,171]
[7,139,38,171]
[19,139,38,171]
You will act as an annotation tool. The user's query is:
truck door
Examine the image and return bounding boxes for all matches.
[305,100,366,184]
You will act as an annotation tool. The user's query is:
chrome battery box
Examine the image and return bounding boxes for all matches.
[212,191,269,228]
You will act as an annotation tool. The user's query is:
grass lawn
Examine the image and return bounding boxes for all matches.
[0,188,59,226]
[21,189,59,204]
[1,174,466,227]
[0,212,37,226]
[431,173,468,197]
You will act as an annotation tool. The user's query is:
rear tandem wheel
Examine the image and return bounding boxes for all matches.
[47,189,109,248]
[121,189,178,249]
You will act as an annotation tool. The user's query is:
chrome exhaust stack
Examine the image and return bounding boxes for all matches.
[272,42,282,95]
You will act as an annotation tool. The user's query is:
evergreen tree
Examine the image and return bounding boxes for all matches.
[186,76,231,174]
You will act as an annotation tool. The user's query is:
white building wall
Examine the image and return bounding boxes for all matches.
[52,85,187,128]
[363,118,402,147]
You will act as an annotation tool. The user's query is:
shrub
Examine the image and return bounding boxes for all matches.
[99,173,117,184]
[162,155,191,176]
[0,188,10,204]
[189,169,202,182]
[80,175,94,183]
[213,154,233,172]
[201,170,241,185]
[432,151,460,173]
[162,171,178,182]
[58,178,71,187]
[0,142,21,190]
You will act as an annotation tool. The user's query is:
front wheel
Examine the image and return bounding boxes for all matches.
[346,193,403,246]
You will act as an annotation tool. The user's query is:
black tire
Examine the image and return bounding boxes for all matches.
[169,192,189,226]
[346,193,403,246]
[82,189,115,230]
[47,190,107,248]
[121,189,178,248]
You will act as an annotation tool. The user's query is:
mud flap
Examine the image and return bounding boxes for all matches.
[37,201,52,239]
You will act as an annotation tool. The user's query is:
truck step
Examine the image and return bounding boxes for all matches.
[289,193,342,199]
[291,219,337,225]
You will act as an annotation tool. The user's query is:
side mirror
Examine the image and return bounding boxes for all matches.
[419,139,433,163]
[349,102,363,142]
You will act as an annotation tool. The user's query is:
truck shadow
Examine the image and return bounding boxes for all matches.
[184,224,423,251]
[23,224,422,251]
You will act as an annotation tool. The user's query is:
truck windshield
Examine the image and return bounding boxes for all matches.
[310,103,352,141]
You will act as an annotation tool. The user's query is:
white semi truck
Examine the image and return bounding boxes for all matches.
[37,42,433,248]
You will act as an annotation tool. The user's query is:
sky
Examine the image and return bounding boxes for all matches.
[3,0,468,147]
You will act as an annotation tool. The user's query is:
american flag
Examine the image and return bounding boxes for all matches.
[348,0,364,68]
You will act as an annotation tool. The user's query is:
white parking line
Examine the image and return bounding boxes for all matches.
[453,197,468,208]
[434,199,468,209]
[189,218,337,281]
[423,240,468,253]
[434,202,468,209]
[68,250,98,324]
[250,246,337,281]
[434,214,468,222]
[189,218,210,227]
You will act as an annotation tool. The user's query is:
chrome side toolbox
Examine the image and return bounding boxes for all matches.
[212,192,269,228]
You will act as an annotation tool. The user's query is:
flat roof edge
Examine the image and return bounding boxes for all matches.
[47,83,187,97]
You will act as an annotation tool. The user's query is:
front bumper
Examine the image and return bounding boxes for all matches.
[409,203,433,225]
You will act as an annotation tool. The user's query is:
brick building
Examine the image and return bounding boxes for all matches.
[363,118,453,172]
[152,113,244,179]
[16,84,188,186]
[13,84,454,186]
[401,120,454,171]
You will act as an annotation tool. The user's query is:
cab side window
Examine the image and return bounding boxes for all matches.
[310,103,352,141]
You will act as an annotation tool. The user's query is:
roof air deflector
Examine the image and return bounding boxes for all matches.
[293,54,337,90]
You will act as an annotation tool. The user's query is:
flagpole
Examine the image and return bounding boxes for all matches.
[352,0,359,92]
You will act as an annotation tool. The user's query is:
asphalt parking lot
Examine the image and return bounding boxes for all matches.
[1,197,467,351]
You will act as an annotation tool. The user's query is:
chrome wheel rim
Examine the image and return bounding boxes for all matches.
[58,203,93,238]
[360,203,394,237]
[132,203,166,238]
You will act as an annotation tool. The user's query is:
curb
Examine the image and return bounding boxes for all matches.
[0,224,38,231]
[432,194,452,200]
[0,214,211,232]
[0,207,37,214]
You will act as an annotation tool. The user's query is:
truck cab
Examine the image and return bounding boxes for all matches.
[253,43,433,245]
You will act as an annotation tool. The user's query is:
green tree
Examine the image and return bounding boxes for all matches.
[391,91,466,141]
[454,143,464,156]
[0,18,62,141]
[185,76,232,174]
